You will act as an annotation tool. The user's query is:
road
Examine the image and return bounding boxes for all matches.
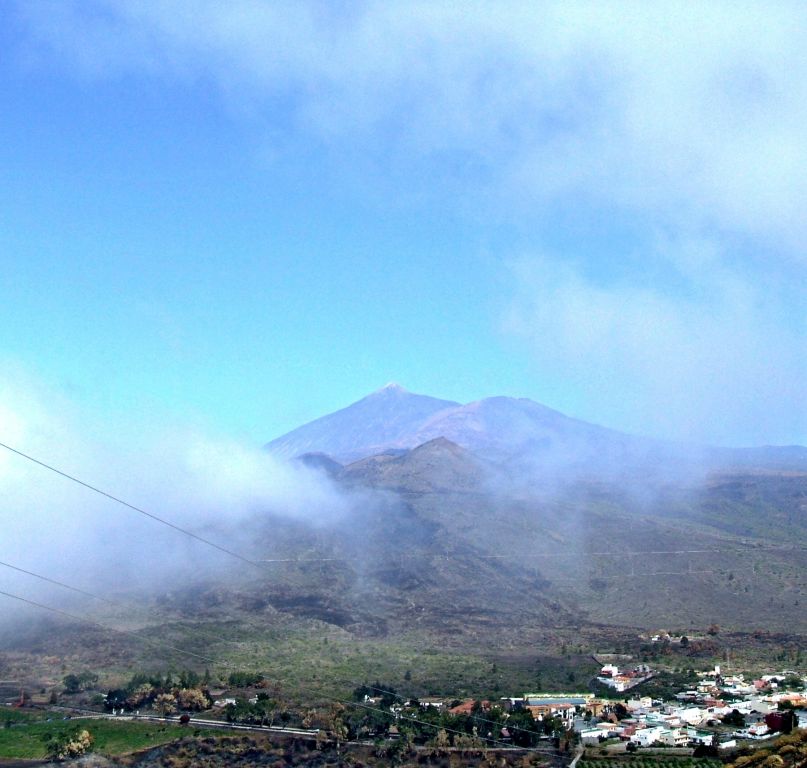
[47,705,321,737]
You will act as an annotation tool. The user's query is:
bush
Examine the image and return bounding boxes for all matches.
[227,672,264,688]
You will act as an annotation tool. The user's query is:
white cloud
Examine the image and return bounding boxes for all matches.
[12,1,807,256]
[0,367,350,603]
[8,1,806,444]
[505,242,806,445]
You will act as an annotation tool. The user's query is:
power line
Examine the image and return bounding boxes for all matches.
[0,558,571,747]
[0,440,266,570]
[0,559,116,605]
[0,585,552,755]
[259,544,807,564]
[0,588,219,666]
[2,439,801,661]
[0,440,801,750]
[2,438,801,572]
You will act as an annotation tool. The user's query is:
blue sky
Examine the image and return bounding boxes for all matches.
[1,1,805,447]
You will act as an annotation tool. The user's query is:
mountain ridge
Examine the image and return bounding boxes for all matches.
[267,385,807,471]
[266,384,459,463]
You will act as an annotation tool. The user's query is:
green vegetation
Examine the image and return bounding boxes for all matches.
[102,669,211,714]
[62,670,98,693]
[580,760,722,768]
[0,718,187,759]
[1,708,44,726]
[727,728,807,768]
[228,671,265,688]
[625,671,699,701]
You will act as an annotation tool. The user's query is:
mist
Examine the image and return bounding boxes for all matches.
[0,368,355,627]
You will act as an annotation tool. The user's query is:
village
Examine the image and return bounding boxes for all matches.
[1,658,806,763]
[351,662,807,752]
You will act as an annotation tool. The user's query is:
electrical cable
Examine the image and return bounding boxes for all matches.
[0,439,801,569]
[0,585,557,755]
[0,441,263,570]
[0,559,566,748]
[1,440,801,752]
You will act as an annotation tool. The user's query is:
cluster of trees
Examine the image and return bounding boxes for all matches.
[62,671,98,694]
[223,693,297,728]
[336,692,570,749]
[104,670,211,715]
[228,671,265,688]
[780,674,804,690]
[723,709,747,728]
[43,727,93,761]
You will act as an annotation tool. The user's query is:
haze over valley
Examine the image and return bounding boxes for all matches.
[1,2,806,764]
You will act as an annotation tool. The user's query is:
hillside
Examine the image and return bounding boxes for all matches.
[2,387,805,708]
[263,387,807,634]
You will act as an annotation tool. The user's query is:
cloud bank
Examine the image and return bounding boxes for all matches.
[8,1,807,443]
[505,240,805,445]
[0,368,350,614]
[12,1,807,251]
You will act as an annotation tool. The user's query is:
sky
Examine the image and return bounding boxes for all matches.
[1,1,805,449]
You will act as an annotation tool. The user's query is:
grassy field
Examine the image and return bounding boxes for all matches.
[0,708,44,725]
[0,717,187,760]
[579,759,723,768]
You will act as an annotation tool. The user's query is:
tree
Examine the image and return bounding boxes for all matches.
[430,728,450,750]
[104,689,129,712]
[153,693,177,717]
[44,728,93,761]
[62,671,97,694]
[177,688,208,711]
[227,671,264,688]
[723,709,746,728]
[253,697,277,726]
[178,670,200,689]
[126,683,154,709]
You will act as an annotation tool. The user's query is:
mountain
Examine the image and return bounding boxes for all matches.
[268,385,807,473]
[266,383,458,463]
[266,384,648,466]
[8,389,807,704]
[341,436,487,494]
[259,385,807,634]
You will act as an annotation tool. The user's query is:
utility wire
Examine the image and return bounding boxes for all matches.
[0,559,116,605]
[0,559,561,747]
[258,545,807,564]
[0,440,265,570]
[0,585,553,755]
[7,555,769,746]
[1,439,802,568]
[0,440,800,751]
[0,588,219,666]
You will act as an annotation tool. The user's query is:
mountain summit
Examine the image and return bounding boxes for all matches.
[266,386,807,471]
[265,385,458,463]
[266,385,651,467]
